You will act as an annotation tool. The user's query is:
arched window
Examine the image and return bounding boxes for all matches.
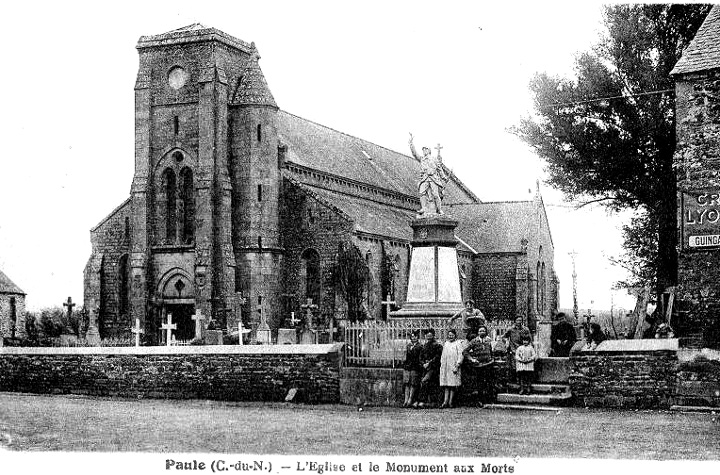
[119,254,129,316]
[9,297,16,337]
[179,167,194,244]
[257,124,262,143]
[163,168,177,243]
[301,248,321,305]
[536,261,541,312]
[541,262,547,315]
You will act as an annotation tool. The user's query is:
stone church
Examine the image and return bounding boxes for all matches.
[0,269,26,340]
[84,24,558,343]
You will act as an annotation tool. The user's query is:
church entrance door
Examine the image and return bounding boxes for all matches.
[165,303,195,342]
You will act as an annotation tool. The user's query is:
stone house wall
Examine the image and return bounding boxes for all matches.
[674,72,720,348]
[0,294,26,339]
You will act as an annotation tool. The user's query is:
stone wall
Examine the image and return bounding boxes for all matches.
[0,293,26,339]
[280,178,354,322]
[472,253,519,320]
[674,72,720,349]
[0,344,342,403]
[569,340,679,408]
[86,199,132,337]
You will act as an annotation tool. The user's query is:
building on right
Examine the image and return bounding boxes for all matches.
[671,5,720,349]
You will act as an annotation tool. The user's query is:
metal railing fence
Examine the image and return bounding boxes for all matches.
[343,318,514,367]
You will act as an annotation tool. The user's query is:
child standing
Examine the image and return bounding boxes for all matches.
[515,335,537,395]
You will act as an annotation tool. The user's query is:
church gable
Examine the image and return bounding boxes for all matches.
[447,201,535,254]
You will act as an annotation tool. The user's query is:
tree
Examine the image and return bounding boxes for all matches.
[332,241,370,322]
[514,4,712,293]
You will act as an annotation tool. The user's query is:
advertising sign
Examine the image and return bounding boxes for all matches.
[681,190,720,250]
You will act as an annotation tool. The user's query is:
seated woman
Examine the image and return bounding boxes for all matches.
[584,322,606,351]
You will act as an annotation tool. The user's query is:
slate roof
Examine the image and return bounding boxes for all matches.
[232,44,277,107]
[445,201,536,254]
[277,111,478,204]
[671,6,720,75]
[302,185,415,240]
[0,268,24,295]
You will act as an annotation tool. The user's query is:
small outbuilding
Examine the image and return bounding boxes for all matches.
[0,268,26,340]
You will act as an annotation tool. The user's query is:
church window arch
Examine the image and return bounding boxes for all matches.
[162,168,177,243]
[301,248,321,305]
[119,254,130,316]
[9,297,16,337]
[536,261,541,312]
[541,262,547,315]
[179,167,194,244]
[173,116,179,136]
[257,124,262,143]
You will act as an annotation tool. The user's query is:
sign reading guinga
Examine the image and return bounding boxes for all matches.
[682,190,720,249]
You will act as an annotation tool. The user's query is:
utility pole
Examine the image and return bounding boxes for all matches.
[569,250,579,323]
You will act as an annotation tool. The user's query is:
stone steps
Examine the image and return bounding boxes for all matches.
[496,390,572,406]
[670,405,720,413]
[483,403,562,412]
[507,383,570,394]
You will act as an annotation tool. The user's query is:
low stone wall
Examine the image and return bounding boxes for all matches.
[569,339,679,409]
[341,358,509,407]
[0,344,343,403]
[675,349,720,407]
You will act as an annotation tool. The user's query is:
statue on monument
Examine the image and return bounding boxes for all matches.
[409,133,449,216]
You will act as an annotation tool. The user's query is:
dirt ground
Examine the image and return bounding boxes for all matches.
[0,392,718,459]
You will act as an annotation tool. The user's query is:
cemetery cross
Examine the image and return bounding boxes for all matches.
[161,313,177,347]
[131,318,144,347]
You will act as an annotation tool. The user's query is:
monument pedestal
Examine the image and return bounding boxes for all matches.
[391,216,464,319]
[536,320,552,357]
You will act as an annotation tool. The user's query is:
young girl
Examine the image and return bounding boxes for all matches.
[515,335,537,395]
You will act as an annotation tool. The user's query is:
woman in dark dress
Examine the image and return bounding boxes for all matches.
[403,330,422,407]
[585,322,606,350]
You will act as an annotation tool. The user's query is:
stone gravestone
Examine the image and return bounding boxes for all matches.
[277,311,300,345]
[191,309,205,341]
[237,320,252,346]
[85,301,101,346]
[256,300,272,344]
[161,313,177,347]
[131,318,144,347]
[299,298,318,344]
[59,296,79,345]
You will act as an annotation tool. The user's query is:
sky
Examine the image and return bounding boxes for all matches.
[0,1,638,312]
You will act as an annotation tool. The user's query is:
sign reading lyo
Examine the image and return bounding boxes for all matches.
[682,190,720,250]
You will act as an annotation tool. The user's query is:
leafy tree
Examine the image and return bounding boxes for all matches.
[514,4,712,293]
[332,241,370,322]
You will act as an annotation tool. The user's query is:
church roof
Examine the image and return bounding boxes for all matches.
[0,268,24,295]
[446,201,536,254]
[232,43,277,107]
[302,185,415,241]
[137,23,252,52]
[277,111,479,203]
[672,6,720,75]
